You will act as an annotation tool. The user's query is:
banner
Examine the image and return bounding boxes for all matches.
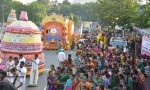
[141,36,150,56]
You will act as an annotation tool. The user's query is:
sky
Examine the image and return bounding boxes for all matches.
[16,0,96,4]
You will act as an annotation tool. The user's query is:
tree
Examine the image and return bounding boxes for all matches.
[63,0,71,5]
[0,0,13,23]
[95,0,138,28]
[37,0,51,13]
[133,3,150,28]
[68,13,80,25]
[13,1,26,19]
[26,2,47,24]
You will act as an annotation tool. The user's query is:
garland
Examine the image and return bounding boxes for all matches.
[1,41,43,45]
[0,53,44,60]
[1,49,42,55]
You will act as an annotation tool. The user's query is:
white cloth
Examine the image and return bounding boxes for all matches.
[6,60,15,70]
[18,67,27,90]
[19,57,26,63]
[58,52,66,62]
[7,72,14,83]
[29,58,39,85]
[123,48,127,53]
[12,71,24,90]
[99,41,104,48]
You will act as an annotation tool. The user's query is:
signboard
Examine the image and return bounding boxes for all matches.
[110,40,127,47]
[141,36,150,56]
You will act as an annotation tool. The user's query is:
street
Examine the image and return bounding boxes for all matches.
[26,50,76,90]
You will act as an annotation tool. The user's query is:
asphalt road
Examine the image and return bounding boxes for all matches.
[25,50,76,90]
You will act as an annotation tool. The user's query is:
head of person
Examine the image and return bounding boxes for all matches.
[20,61,25,68]
[95,73,100,79]
[48,71,53,77]
[14,57,19,66]
[106,74,110,79]
[0,70,7,79]
[10,68,17,76]
[88,76,93,82]
[68,54,71,58]
[57,67,61,72]
[61,68,66,74]
[50,64,55,70]
[70,74,75,80]
[75,74,80,80]
[133,69,138,75]
[68,68,72,75]
[19,54,23,58]
[35,54,38,59]
[8,56,13,61]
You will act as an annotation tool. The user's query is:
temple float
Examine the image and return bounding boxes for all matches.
[1,11,45,75]
[42,13,74,50]
[7,9,17,25]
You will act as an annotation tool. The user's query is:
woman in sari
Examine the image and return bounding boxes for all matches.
[64,74,75,90]
[139,70,147,90]
[58,68,70,90]
[47,71,56,90]
[72,74,80,90]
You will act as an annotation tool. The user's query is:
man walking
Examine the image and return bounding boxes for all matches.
[58,49,66,67]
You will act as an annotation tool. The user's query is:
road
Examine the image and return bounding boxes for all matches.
[26,50,76,90]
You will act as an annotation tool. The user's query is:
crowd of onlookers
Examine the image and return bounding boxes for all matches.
[47,31,150,90]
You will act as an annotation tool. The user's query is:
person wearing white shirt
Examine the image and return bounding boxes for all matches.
[99,39,104,49]
[19,54,26,64]
[6,56,15,71]
[10,67,24,90]
[28,54,39,87]
[18,61,27,90]
[58,50,66,67]
[6,56,15,83]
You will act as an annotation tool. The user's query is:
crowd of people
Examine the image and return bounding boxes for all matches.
[48,31,150,90]
[0,54,40,90]
[0,30,149,90]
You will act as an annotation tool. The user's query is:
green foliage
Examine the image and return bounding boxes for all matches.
[0,0,97,25]
[37,0,51,13]
[0,0,13,22]
[68,13,80,25]
[48,2,97,24]
[25,2,47,24]
[12,1,25,18]
[95,0,150,28]
[0,0,47,24]
[133,3,150,28]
